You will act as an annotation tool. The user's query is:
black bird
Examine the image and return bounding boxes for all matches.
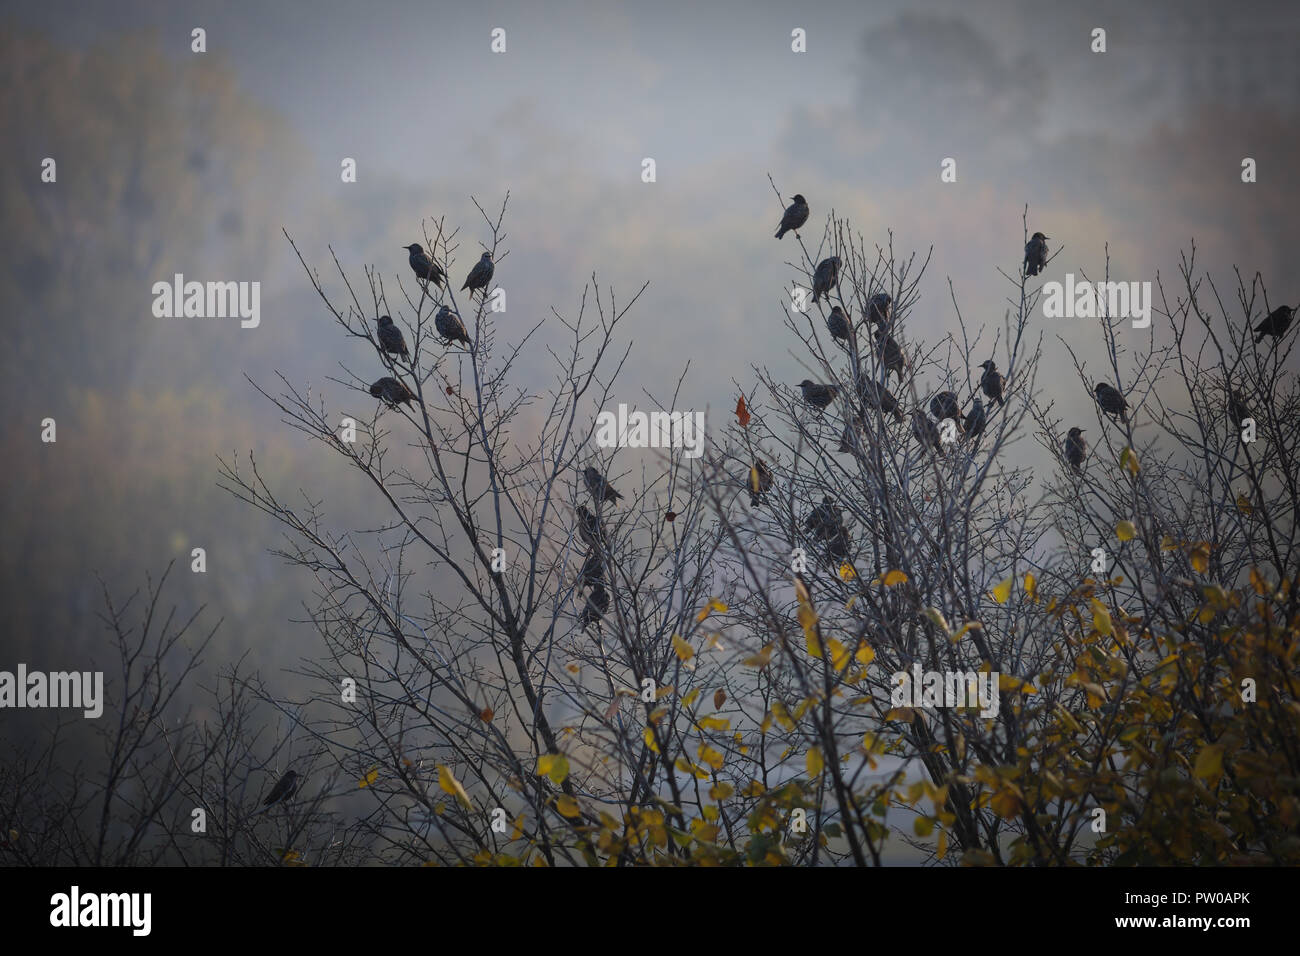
[1024,232,1049,277]
[583,466,622,505]
[262,770,299,809]
[811,256,841,304]
[748,459,774,506]
[579,552,605,588]
[1064,427,1087,473]
[797,380,839,410]
[826,305,851,343]
[1253,304,1295,345]
[775,194,809,239]
[462,252,494,297]
[804,496,843,540]
[858,378,905,421]
[435,305,471,346]
[580,584,610,627]
[1094,382,1129,422]
[826,525,852,563]
[979,360,1005,407]
[929,391,964,427]
[404,243,444,286]
[874,330,908,383]
[376,315,409,360]
[1227,388,1251,430]
[867,292,893,330]
[370,377,415,408]
[577,505,606,550]
[911,409,942,452]
[965,397,986,442]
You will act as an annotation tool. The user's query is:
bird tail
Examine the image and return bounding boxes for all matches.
[775,227,785,239]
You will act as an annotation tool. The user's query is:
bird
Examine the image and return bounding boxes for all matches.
[797,380,839,410]
[929,391,964,427]
[580,584,610,627]
[261,770,299,809]
[874,330,908,383]
[837,414,865,454]
[825,525,852,563]
[579,552,605,588]
[376,315,409,360]
[583,466,622,505]
[462,252,494,297]
[804,497,843,540]
[826,305,851,343]
[1227,388,1251,430]
[965,397,986,442]
[370,377,415,408]
[1024,232,1049,277]
[1094,382,1129,422]
[404,243,444,286]
[1253,304,1295,345]
[1064,426,1087,473]
[435,305,471,346]
[748,459,774,507]
[858,378,905,421]
[867,292,893,330]
[577,505,606,550]
[811,256,841,304]
[775,194,809,239]
[911,409,942,452]
[979,360,1005,407]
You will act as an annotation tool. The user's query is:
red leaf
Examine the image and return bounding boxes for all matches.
[736,396,751,428]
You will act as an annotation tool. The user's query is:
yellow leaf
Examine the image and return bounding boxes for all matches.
[672,634,695,661]
[743,644,774,668]
[827,638,851,672]
[698,744,724,770]
[1190,543,1210,574]
[681,687,699,707]
[998,674,1037,694]
[358,765,379,788]
[1120,446,1140,476]
[1161,535,1179,552]
[1116,520,1137,542]
[555,795,582,818]
[1236,493,1253,516]
[798,603,821,658]
[991,576,1013,604]
[883,570,909,587]
[696,597,728,622]
[839,562,857,581]
[709,781,734,800]
[643,727,659,753]
[1090,599,1113,636]
[1023,572,1037,600]
[855,642,876,666]
[537,753,570,785]
[437,765,473,808]
[698,716,730,731]
[937,828,949,861]
[806,747,824,777]
[1194,743,1224,783]
[924,607,949,632]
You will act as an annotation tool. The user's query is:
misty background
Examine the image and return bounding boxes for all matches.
[2,0,1297,721]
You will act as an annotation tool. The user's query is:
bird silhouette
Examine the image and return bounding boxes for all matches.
[577,505,606,550]
[1024,232,1049,277]
[376,315,409,360]
[965,396,986,442]
[874,330,908,383]
[867,292,893,330]
[1064,427,1087,473]
[462,252,494,297]
[370,377,415,408]
[748,459,774,506]
[929,391,964,427]
[1094,382,1129,422]
[435,305,471,346]
[580,584,610,627]
[775,194,809,239]
[579,552,605,588]
[811,256,841,304]
[804,496,843,540]
[797,380,839,410]
[583,466,622,505]
[404,243,444,286]
[826,305,851,343]
[1253,304,1295,345]
[911,409,942,452]
[979,360,1005,407]
[858,378,905,421]
[261,770,299,809]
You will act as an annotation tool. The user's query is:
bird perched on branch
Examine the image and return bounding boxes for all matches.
[462,252,494,297]
[858,378,905,421]
[435,305,471,346]
[370,377,415,408]
[1227,388,1251,430]
[1253,304,1294,345]
[376,315,409,360]
[1094,382,1129,422]
[404,243,443,286]
[979,360,1005,408]
[811,256,841,304]
[261,770,299,811]
[581,584,610,627]
[874,330,908,383]
[1024,232,1049,277]
[1064,426,1087,473]
[804,496,843,540]
[748,459,774,507]
[583,466,622,505]
[579,552,605,589]
[911,409,942,452]
[929,391,964,428]
[965,396,986,442]
[837,414,865,453]
[826,525,852,563]
[775,194,809,239]
[826,305,851,343]
[577,505,606,550]
[868,292,893,330]
[797,380,838,410]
